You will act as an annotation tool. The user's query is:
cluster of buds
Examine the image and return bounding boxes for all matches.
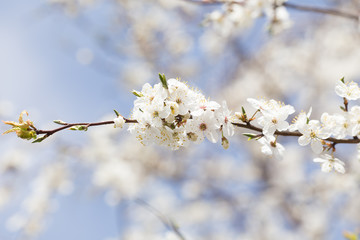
[2,111,37,140]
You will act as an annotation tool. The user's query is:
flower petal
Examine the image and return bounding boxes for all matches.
[298,135,310,146]
[311,139,323,154]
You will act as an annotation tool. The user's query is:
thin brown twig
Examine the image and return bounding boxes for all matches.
[35,118,138,137]
[231,122,360,144]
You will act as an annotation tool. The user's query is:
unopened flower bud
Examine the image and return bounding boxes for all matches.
[187,132,198,142]
[221,136,229,149]
[235,112,247,122]
[2,110,37,140]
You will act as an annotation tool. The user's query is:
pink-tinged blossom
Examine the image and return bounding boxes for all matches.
[216,101,235,138]
[191,99,221,117]
[313,154,345,174]
[298,120,330,154]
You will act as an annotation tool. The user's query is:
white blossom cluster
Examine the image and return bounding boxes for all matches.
[125,77,360,174]
[245,79,360,174]
[204,0,292,36]
[128,78,234,150]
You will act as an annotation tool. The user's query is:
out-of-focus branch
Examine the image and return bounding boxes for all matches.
[183,0,359,21]
[283,2,358,20]
[135,198,186,240]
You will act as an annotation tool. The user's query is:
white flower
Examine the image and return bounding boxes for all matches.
[187,110,220,143]
[167,78,199,115]
[191,99,220,117]
[113,116,125,129]
[258,104,295,137]
[289,107,312,132]
[313,154,345,174]
[349,106,360,137]
[248,98,294,137]
[335,80,360,100]
[247,98,281,112]
[298,120,330,154]
[321,112,351,139]
[216,101,234,138]
[258,135,285,160]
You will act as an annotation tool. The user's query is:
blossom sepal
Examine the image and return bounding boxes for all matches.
[243,133,262,141]
[32,135,49,143]
[159,73,168,90]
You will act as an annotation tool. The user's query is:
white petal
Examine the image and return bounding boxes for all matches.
[313,158,326,163]
[205,131,219,143]
[261,145,272,155]
[276,121,289,131]
[298,135,310,146]
[334,163,345,174]
[321,162,333,173]
[311,139,323,154]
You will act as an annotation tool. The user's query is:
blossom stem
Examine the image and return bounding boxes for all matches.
[343,97,349,112]
[231,122,360,145]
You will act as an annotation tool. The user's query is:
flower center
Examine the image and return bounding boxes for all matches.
[199,123,207,131]
[310,131,317,139]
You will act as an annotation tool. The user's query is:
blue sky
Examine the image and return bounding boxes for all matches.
[0,1,128,239]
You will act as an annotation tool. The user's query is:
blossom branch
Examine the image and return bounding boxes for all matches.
[32,118,138,142]
[231,122,360,145]
[283,2,358,20]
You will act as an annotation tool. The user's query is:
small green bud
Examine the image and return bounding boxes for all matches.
[158,73,168,90]
[132,90,143,97]
[113,109,120,117]
[69,125,88,131]
[53,120,67,125]
[221,136,229,149]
